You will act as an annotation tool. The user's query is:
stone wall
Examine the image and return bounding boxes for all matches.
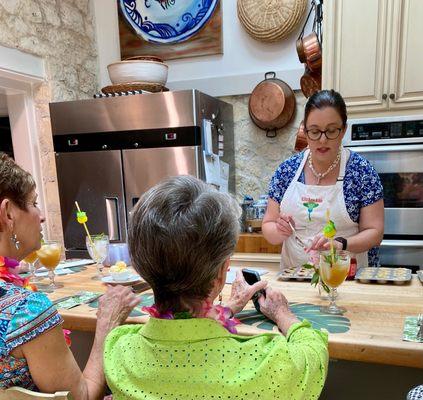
[221,92,306,202]
[0,0,99,240]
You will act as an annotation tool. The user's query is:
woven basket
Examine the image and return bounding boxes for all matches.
[101,82,169,94]
[237,0,307,42]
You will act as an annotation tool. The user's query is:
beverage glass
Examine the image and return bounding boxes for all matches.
[24,251,41,282]
[319,250,351,315]
[36,241,62,290]
[86,235,109,277]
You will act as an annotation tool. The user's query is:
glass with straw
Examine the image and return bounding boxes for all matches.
[75,202,109,279]
[86,234,109,277]
[319,209,349,314]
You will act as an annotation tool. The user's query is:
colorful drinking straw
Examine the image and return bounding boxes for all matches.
[74,201,100,261]
[323,209,337,264]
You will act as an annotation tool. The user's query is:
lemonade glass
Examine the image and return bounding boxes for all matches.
[23,251,40,282]
[36,241,62,289]
[86,235,109,278]
[319,250,351,315]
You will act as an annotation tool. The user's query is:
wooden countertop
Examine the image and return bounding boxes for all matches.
[45,254,423,369]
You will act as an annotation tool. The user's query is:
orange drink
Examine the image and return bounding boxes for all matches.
[24,251,40,282]
[37,244,61,269]
[320,261,349,288]
[24,251,38,264]
[36,241,62,290]
[319,250,351,315]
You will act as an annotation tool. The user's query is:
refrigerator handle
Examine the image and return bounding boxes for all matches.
[105,197,120,241]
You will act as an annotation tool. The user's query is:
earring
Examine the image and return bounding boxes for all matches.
[10,233,20,250]
[218,293,223,305]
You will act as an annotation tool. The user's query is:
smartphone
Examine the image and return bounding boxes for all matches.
[242,268,266,313]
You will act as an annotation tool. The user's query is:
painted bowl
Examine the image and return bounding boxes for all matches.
[107,60,168,85]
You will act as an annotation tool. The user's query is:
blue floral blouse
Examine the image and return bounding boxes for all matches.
[0,281,63,390]
[268,150,384,266]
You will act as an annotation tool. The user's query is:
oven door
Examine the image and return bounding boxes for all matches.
[351,144,423,270]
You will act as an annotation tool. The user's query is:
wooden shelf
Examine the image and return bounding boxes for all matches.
[235,233,281,254]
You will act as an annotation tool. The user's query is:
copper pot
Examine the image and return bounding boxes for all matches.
[294,121,308,152]
[300,67,321,98]
[302,32,322,72]
[296,38,306,63]
[249,72,296,138]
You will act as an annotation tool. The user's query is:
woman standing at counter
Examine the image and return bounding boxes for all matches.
[262,90,384,268]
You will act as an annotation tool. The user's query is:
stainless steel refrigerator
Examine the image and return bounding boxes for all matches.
[49,90,234,258]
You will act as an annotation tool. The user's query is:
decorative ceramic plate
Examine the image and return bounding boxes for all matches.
[119,0,219,44]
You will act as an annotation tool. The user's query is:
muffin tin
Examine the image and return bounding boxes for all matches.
[355,267,412,284]
[277,266,314,281]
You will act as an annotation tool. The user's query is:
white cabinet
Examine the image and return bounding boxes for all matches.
[323,0,423,114]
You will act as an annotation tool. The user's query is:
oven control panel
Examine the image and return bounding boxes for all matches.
[351,119,423,141]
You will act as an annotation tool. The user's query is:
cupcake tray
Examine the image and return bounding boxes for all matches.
[355,267,412,284]
[277,265,314,281]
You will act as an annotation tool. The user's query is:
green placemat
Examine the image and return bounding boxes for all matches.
[403,316,423,342]
[89,293,154,317]
[237,302,351,334]
[55,291,101,309]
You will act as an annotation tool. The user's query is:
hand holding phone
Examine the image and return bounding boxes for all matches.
[242,268,266,313]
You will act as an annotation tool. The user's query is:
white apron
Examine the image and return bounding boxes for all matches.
[279,148,368,269]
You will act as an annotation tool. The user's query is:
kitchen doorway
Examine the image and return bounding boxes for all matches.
[0,46,48,230]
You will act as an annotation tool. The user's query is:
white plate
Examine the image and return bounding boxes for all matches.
[101,274,142,285]
[37,259,95,273]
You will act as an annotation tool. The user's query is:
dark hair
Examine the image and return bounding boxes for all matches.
[0,152,36,210]
[304,89,347,127]
[128,175,241,314]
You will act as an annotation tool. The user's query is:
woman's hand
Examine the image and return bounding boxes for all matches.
[275,213,294,238]
[225,270,267,315]
[307,233,343,252]
[262,200,294,246]
[96,285,140,332]
[258,287,299,336]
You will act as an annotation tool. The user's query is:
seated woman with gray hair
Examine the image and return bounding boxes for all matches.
[104,175,329,400]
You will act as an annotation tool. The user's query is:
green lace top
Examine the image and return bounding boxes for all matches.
[104,317,328,400]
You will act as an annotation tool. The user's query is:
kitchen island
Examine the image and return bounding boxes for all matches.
[47,253,423,369]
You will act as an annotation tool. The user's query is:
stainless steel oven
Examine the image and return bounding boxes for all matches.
[344,115,423,271]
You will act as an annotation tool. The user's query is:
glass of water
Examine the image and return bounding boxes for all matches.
[86,234,109,278]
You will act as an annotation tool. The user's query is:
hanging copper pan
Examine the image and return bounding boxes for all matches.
[300,67,321,98]
[302,32,322,72]
[296,38,306,63]
[249,72,296,138]
[294,121,308,152]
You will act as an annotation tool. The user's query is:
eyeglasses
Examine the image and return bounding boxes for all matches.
[305,127,343,141]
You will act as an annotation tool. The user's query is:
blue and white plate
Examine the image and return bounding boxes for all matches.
[119,0,218,44]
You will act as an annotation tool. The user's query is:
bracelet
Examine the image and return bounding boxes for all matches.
[334,237,347,251]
